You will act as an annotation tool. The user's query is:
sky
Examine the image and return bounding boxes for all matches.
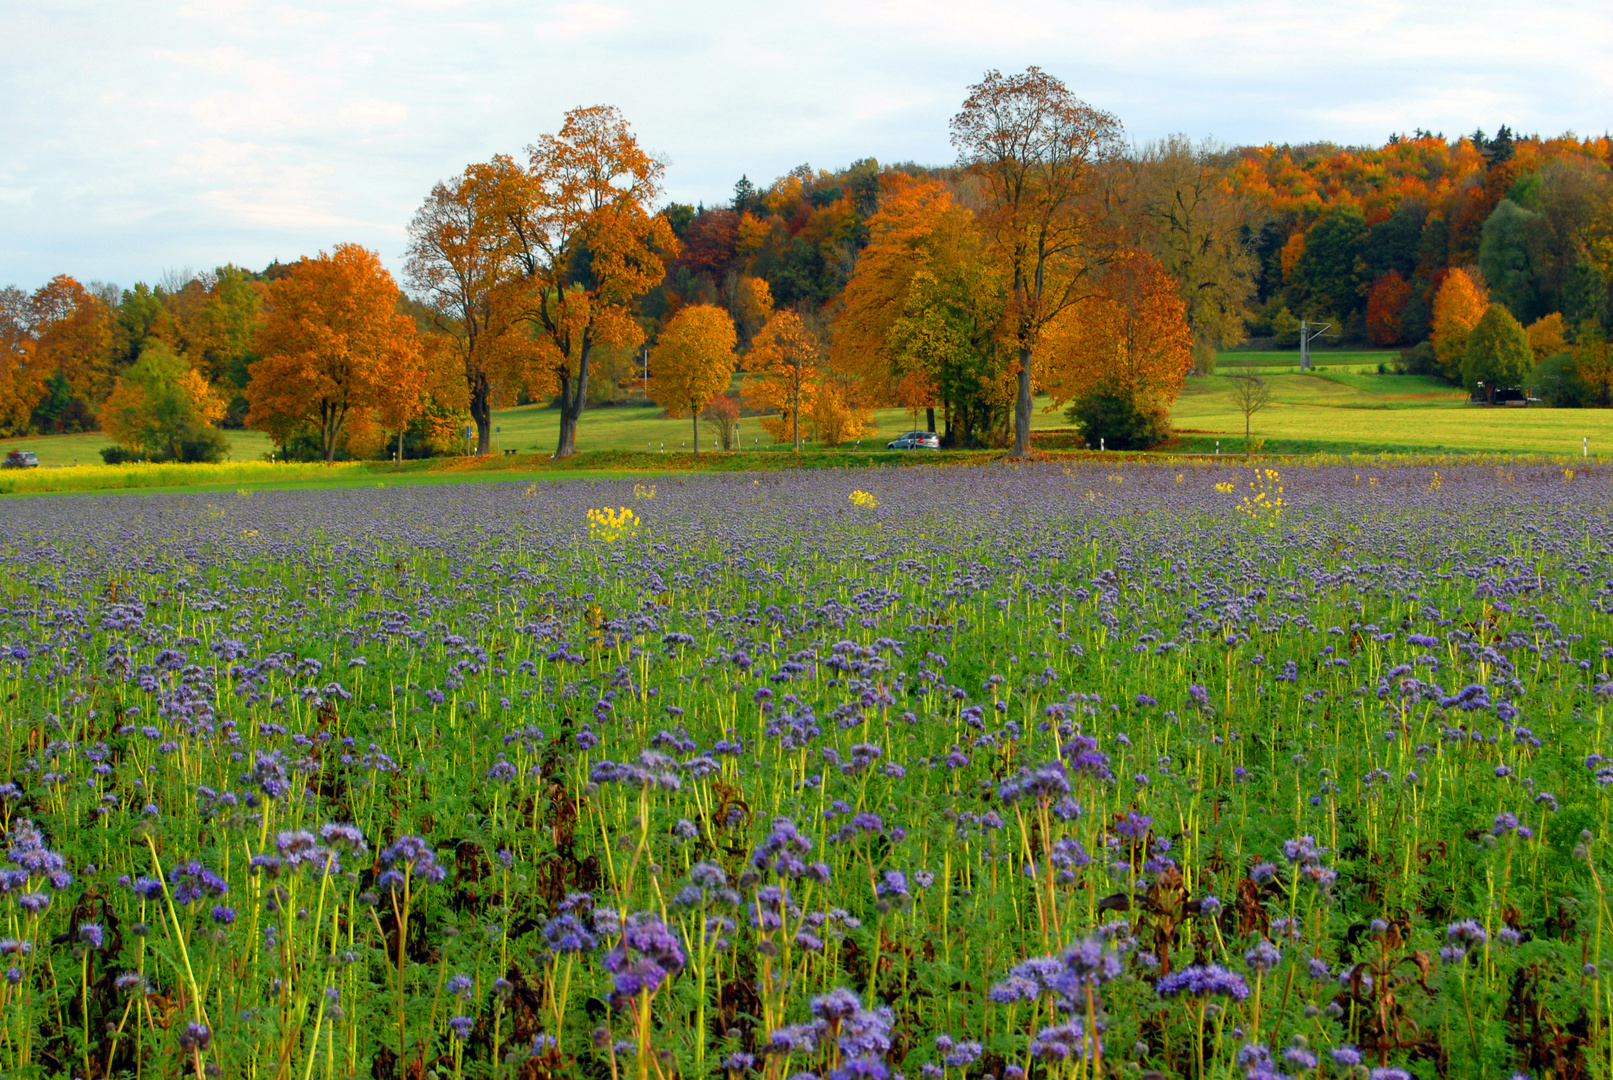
[2,0,1610,291]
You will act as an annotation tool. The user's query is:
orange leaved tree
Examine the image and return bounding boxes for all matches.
[951,66,1125,457]
[501,106,678,459]
[247,244,425,462]
[1366,271,1413,346]
[1038,250,1194,412]
[746,310,820,453]
[31,275,115,403]
[0,286,44,436]
[1525,312,1566,362]
[406,164,535,455]
[651,304,736,454]
[1431,269,1489,380]
[832,178,965,407]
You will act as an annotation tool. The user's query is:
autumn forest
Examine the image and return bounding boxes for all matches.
[4,68,1613,463]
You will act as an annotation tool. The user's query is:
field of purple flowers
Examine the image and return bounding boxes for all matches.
[1,462,1611,1080]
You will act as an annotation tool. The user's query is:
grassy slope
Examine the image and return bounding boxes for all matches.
[3,350,1608,473]
[1174,369,1611,455]
[0,428,272,468]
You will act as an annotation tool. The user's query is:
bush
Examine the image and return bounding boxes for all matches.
[702,396,741,450]
[177,425,229,463]
[1065,386,1169,451]
[1527,351,1586,407]
[275,428,332,463]
[98,445,139,465]
[1396,340,1440,377]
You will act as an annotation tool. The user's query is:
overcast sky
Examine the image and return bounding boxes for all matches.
[3,0,1610,291]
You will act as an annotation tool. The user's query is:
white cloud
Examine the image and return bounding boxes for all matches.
[338,99,410,131]
[0,0,1609,285]
[536,3,631,39]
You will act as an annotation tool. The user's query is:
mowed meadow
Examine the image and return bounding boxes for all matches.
[6,355,1613,493]
[0,461,1610,1080]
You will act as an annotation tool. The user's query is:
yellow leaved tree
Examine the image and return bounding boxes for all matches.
[745,310,820,453]
[1431,269,1489,380]
[651,304,737,454]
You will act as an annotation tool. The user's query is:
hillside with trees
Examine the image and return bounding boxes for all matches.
[4,70,1611,460]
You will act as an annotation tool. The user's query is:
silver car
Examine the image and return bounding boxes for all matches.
[886,431,940,450]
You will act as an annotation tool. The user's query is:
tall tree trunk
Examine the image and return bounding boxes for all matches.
[554,348,591,460]
[692,409,699,455]
[396,429,403,463]
[792,370,801,454]
[926,406,935,433]
[323,402,343,464]
[470,374,492,456]
[1012,348,1032,457]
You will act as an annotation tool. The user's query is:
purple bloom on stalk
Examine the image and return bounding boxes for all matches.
[319,822,367,852]
[78,922,104,949]
[1155,964,1250,1000]
[1029,1021,1088,1062]
[811,987,861,1022]
[1051,935,1124,992]
[875,871,908,899]
[378,836,446,887]
[170,862,228,905]
[1244,939,1282,974]
[448,1015,473,1040]
[543,912,598,953]
[831,1060,888,1080]
[602,912,685,1009]
[987,974,1040,1003]
[767,1024,820,1055]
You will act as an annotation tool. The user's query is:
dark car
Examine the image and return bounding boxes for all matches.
[2,450,39,469]
[886,431,940,450]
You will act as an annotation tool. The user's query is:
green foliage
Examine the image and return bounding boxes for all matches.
[1064,384,1169,449]
[1397,340,1441,377]
[888,261,1009,450]
[660,202,697,239]
[1461,304,1533,395]
[1360,200,1427,281]
[1527,350,1587,407]
[1271,305,1300,348]
[1479,199,1542,323]
[177,423,229,463]
[1292,204,1368,317]
[103,342,224,461]
[276,426,347,462]
[1562,257,1609,330]
[97,444,140,464]
[28,371,94,434]
[1507,171,1544,210]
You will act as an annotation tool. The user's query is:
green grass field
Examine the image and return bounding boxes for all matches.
[3,352,1607,481]
[1213,348,1399,374]
[0,427,273,468]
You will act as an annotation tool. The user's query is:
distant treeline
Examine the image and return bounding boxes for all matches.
[5,87,1612,463]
